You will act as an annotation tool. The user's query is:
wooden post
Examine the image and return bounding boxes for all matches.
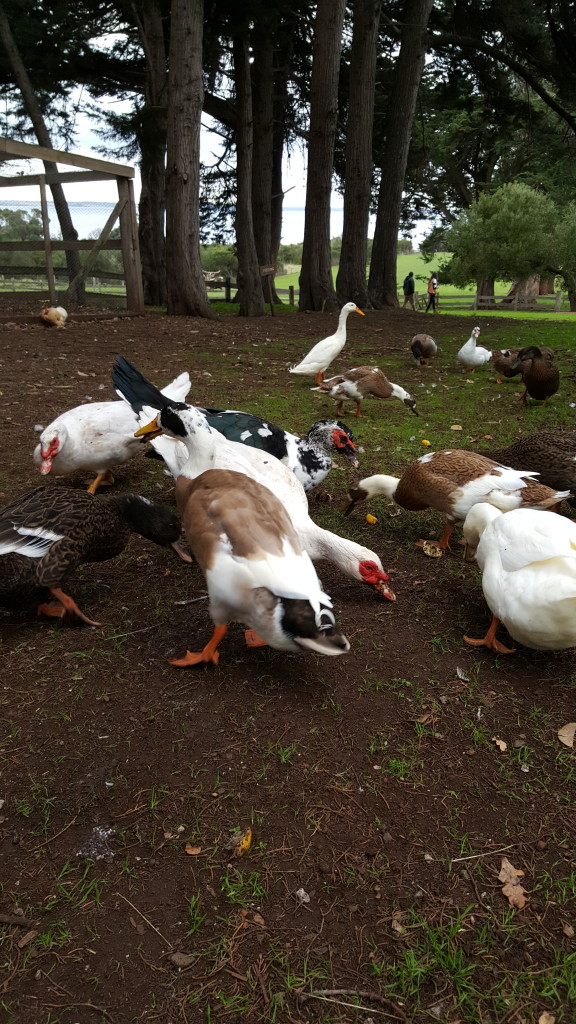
[224,277,232,302]
[117,177,144,312]
[38,175,57,304]
[289,285,294,306]
[259,265,275,316]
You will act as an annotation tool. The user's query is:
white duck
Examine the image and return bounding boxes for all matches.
[457,326,492,371]
[462,503,576,654]
[289,302,365,385]
[33,371,191,493]
[135,408,350,665]
[112,357,396,602]
[41,305,68,329]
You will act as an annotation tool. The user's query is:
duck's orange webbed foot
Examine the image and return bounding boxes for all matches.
[171,625,227,667]
[244,630,268,648]
[48,587,102,626]
[463,615,516,655]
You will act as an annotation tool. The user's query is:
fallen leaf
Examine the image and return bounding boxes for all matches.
[562,923,574,938]
[557,722,576,748]
[252,912,266,927]
[170,951,196,968]
[422,541,443,558]
[17,929,37,949]
[538,1013,556,1024]
[450,424,463,430]
[492,736,508,752]
[129,916,145,935]
[456,667,470,681]
[185,843,202,856]
[235,827,252,857]
[499,856,528,909]
[484,434,493,439]
[415,712,435,724]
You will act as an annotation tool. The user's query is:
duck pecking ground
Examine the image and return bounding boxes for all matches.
[1,304,576,1024]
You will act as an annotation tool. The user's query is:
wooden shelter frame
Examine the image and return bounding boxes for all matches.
[0,136,144,311]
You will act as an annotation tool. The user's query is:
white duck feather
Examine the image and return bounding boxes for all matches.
[457,326,492,370]
[289,302,365,382]
[463,503,576,651]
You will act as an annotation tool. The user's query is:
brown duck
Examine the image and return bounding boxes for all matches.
[511,346,559,404]
[411,334,437,366]
[491,348,520,382]
[0,487,189,624]
[480,430,576,508]
[343,449,570,549]
[312,365,418,418]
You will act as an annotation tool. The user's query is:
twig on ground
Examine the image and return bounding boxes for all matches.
[297,988,409,1022]
[0,912,37,928]
[30,815,78,852]
[114,891,173,949]
[451,843,517,863]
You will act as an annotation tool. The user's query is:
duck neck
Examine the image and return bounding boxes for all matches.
[171,410,217,480]
[363,474,399,499]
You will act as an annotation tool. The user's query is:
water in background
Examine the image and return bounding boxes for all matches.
[0,198,345,244]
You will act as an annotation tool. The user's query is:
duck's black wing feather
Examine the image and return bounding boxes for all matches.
[112,356,188,415]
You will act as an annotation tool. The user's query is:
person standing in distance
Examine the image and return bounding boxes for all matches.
[426,273,438,313]
[402,271,416,310]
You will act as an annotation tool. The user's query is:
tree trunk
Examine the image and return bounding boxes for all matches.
[538,278,555,294]
[165,0,215,317]
[299,0,346,312]
[368,0,434,308]
[251,17,276,310]
[475,276,495,305]
[336,0,381,309]
[501,275,540,306]
[233,33,265,316]
[0,3,85,305]
[132,0,167,307]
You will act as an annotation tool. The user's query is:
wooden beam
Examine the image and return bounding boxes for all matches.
[38,175,57,304]
[0,170,117,187]
[0,136,135,178]
[0,240,122,251]
[118,177,144,312]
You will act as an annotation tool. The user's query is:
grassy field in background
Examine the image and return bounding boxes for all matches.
[274,252,510,298]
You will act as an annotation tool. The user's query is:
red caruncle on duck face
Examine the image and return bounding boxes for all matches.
[39,436,60,473]
[332,429,359,467]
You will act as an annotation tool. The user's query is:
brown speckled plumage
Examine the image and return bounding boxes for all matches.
[0,487,182,615]
[513,346,559,403]
[491,348,520,378]
[481,431,576,507]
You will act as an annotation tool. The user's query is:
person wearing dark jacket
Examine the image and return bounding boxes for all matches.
[402,271,416,310]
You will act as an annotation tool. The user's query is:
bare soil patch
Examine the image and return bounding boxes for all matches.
[1,306,575,1023]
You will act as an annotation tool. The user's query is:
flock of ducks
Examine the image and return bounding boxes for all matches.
[2,305,575,661]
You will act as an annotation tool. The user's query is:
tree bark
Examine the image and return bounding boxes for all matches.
[501,275,540,306]
[251,16,276,309]
[368,0,434,308]
[299,0,346,312]
[165,0,215,317]
[233,32,265,316]
[131,0,167,307]
[0,2,85,304]
[336,0,381,308]
[475,276,495,305]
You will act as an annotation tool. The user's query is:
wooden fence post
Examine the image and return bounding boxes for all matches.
[289,285,294,306]
[224,277,231,302]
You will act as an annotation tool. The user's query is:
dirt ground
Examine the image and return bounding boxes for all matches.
[1,305,575,1024]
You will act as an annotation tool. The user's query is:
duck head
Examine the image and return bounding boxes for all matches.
[38,429,63,474]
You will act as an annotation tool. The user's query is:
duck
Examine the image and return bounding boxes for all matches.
[457,326,492,372]
[289,302,365,385]
[0,486,189,625]
[135,407,350,665]
[41,305,68,329]
[491,348,520,382]
[343,449,570,550]
[33,370,191,493]
[411,334,437,366]
[510,346,559,405]
[198,410,359,491]
[480,430,576,508]
[311,366,418,419]
[112,357,396,602]
[462,503,576,654]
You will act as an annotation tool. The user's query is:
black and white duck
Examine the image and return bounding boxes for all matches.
[0,487,189,624]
